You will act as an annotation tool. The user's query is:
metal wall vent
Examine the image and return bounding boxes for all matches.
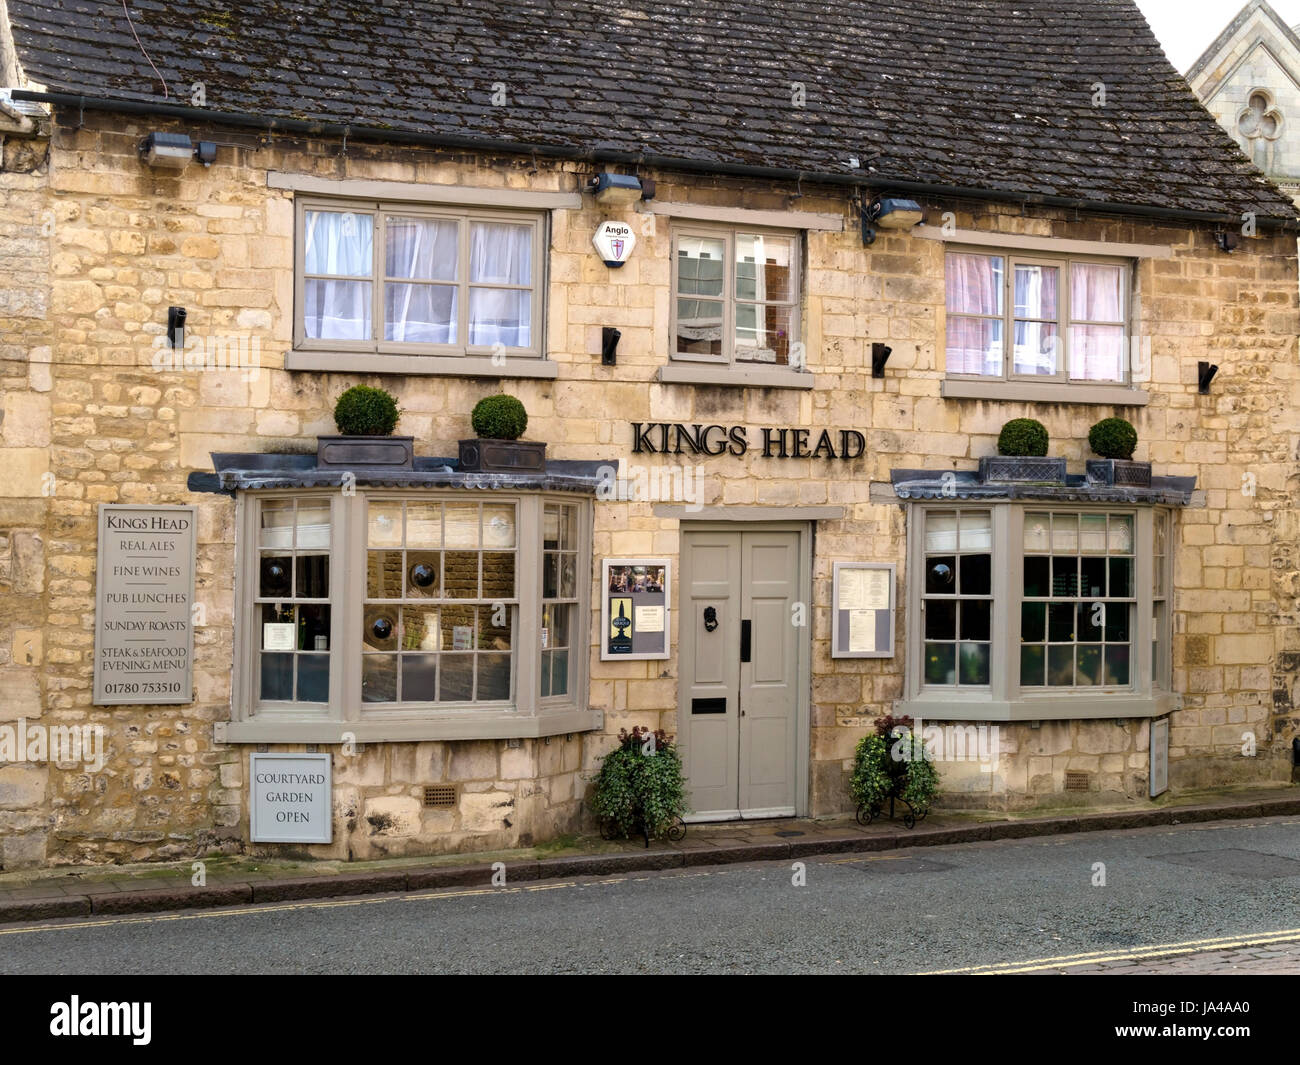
[424,784,457,807]
[1064,771,1091,793]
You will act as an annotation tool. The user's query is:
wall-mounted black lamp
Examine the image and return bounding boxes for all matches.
[1214,231,1239,253]
[1197,361,1219,394]
[601,327,621,366]
[167,306,187,349]
[860,196,924,246]
[871,342,892,378]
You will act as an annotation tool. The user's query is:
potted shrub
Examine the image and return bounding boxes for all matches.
[1085,417,1150,486]
[316,385,414,469]
[849,714,939,829]
[458,393,547,473]
[978,417,1066,484]
[590,727,688,847]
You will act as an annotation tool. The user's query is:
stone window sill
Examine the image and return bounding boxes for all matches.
[216,707,602,744]
[657,363,814,390]
[285,350,559,379]
[895,693,1178,723]
[941,379,1148,405]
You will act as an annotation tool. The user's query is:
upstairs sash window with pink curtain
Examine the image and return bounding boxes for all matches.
[1068,262,1126,382]
[945,252,1003,375]
[944,250,1129,385]
[299,203,540,355]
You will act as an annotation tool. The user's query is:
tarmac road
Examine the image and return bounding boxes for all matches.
[3,816,1300,975]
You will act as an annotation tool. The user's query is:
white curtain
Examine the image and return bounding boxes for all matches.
[1070,263,1125,381]
[303,211,373,340]
[469,222,532,347]
[1012,264,1058,376]
[945,253,1003,375]
[385,217,459,344]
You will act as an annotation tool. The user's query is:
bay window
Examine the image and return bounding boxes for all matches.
[944,250,1130,386]
[903,504,1175,721]
[228,490,595,742]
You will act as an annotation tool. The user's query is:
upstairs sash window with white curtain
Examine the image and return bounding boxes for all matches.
[944,250,1130,385]
[296,200,544,358]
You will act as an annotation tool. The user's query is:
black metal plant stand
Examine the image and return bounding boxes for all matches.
[600,815,687,848]
[856,790,927,830]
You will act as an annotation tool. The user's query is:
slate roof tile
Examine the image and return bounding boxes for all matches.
[7,0,1297,218]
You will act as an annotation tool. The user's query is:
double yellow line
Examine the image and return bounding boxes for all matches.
[918,927,1300,974]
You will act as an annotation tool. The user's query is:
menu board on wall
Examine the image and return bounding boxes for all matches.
[831,562,895,659]
[93,504,196,705]
[601,559,670,660]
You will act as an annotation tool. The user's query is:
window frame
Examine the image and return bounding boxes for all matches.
[942,246,1133,388]
[229,489,594,742]
[900,502,1176,722]
[293,196,547,361]
[669,223,803,371]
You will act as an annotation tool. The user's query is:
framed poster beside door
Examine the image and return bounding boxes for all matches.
[601,558,670,660]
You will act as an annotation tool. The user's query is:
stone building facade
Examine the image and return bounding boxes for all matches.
[0,0,1298,868]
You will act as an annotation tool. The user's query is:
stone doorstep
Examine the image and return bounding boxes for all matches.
[1,796,1297,926]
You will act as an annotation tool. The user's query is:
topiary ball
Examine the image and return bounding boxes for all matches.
[996,418,1049,457]
[471,394,528,440]
[334,385,400,436]
[1088,417,1138,460]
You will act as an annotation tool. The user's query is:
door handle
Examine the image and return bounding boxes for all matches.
[740,619,751,663]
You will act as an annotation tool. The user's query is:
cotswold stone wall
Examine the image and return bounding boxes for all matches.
[0,106,1296,866]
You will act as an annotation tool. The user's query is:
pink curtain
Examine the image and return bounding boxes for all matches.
[1070,263,1125,381]
[945,253,1003,375]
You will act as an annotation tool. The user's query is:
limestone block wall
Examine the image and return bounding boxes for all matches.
[0,106,1296,865]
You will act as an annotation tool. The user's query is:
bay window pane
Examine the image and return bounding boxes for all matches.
[297,604,330,650]
[444,504,479,548]
[1020,645,1045,686]
[259,500,295,548]
[482,606,513,650]
[440,605,476,650]
[959,554,991,595]
[386,216,457,280]
[1023,513,1050,552]
[439,655,474,701]
[405,552,440,597]
[443,552,478,598]
[1079,513,1107,553]
[1021,602,1045,642]
[401,655,438,701]
[925,600,956,640]
[483,505,517,548]
[1105,646,1130,686]
[925,513,957,553]
[959,643,990,685]
[1051,557,1078,597]
[1076,645,1103,685]
[1108,515,1134,553]
[385,283,457,344]
[1051,514,1078,552]
[260,556,292,598]
[960,600,991,641]
[363,610,398,652]
[401,608,438,652]
[478,654,512,700]
[1080,556,1106,597]
[406,503,442,548]
[469,288,531,347]
[482,552,516,600]
[297,655,329,702]
[924,643,956,685]
[470,222,532,285]
[296,554,328,598]
[367,503,403,548]
[260,653,293,701]
[926,556,956,594]
[367,550,403,598]
[1109,556,1133,597]
[362,654,397,703]
[1048,644,1074,685]
[960,510,993,551]
[1024,554,1050,597]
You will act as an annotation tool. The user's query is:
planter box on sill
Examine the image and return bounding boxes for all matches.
[316,435,415,470]
[1085,458,1152,487]
[978,455,1067,485]
[458,438,547,474]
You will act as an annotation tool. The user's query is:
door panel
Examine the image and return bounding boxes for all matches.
[680,528,801,820]
[679,531,741,819]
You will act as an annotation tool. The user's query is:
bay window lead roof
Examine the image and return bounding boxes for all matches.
[890,468,1196,505]
[7,0,1299,220]
[189,452,606,494]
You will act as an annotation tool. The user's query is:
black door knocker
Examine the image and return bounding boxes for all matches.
[702,606,718,632]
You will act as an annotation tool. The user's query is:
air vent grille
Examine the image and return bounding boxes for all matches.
[424,784,457,807]
[1064,771,1091,793]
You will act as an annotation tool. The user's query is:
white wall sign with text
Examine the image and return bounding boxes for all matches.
[593,221,636,267]
[250,753,333,844]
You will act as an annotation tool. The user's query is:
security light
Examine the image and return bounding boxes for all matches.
[589,172,644,206]
[141,131,195,168]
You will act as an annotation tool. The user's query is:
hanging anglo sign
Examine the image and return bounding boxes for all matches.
[593,221,636,267]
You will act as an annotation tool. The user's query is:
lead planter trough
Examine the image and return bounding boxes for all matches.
[458,438,547,473]
[1085,459,1152,487]
[316,435,415,470]
[978,455,1067,485]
